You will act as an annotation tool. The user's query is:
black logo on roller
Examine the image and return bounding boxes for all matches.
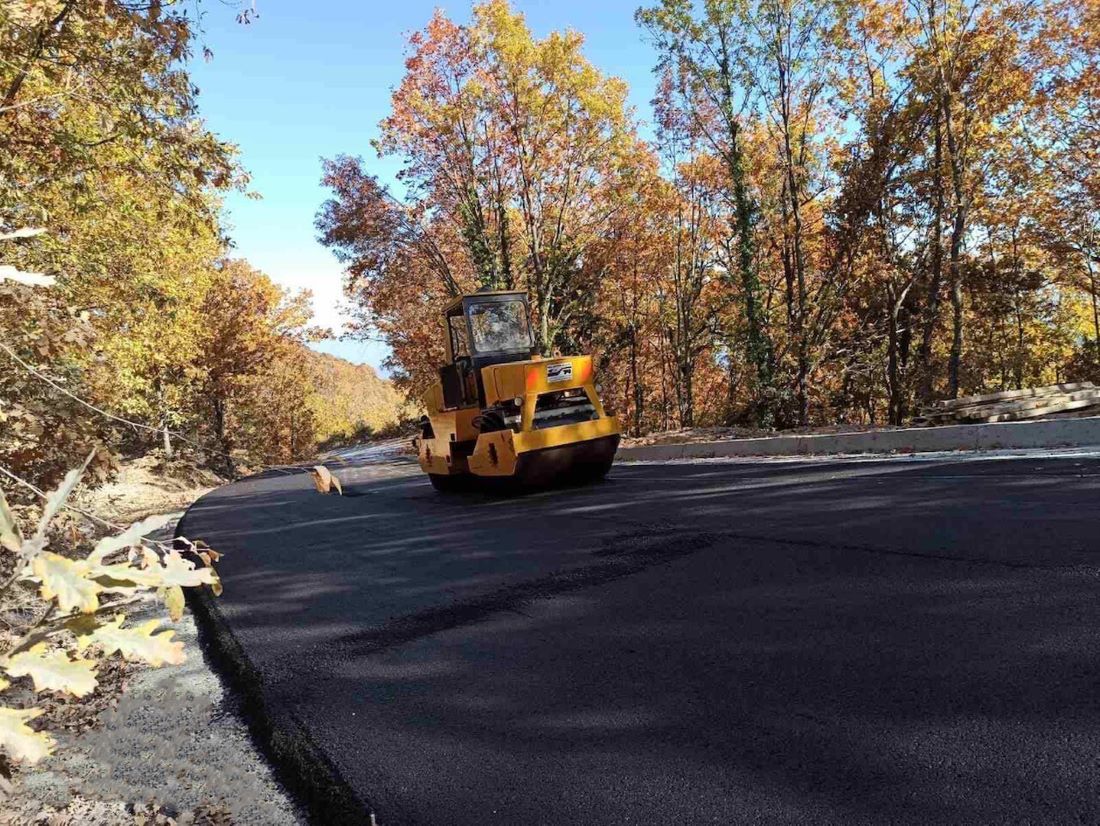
[547,362,573,383]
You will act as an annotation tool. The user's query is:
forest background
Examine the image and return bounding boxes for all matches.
[4,0,1098,495]
[1,0,411,495]
[318,0,1099,434]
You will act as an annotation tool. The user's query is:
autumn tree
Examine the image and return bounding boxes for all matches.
[0,272,111,498]
[1027,0,1100,373]
[196,260,324,473]
[586,151,671,434]
[320,0,643,396]
[648,67,730,428]
[314,0,1100,433]
[638,0,780,426]
[317,157,460,397]
[0,0,243,485]
[0,0,239,228]
[307,352,415,445]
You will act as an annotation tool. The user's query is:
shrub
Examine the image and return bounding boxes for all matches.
[0,454,220,765]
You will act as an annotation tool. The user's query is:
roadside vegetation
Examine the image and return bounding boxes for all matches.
[319,0,1099,434]
[0,0,402,808]
[1,1,409,499]
[0,457,219,765]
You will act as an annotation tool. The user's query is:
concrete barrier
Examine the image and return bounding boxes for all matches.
[618,415,1100,461]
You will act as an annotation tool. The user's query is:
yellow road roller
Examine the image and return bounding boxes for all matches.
[414,290,620,491]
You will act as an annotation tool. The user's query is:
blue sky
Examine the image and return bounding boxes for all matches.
[189,0,660,375]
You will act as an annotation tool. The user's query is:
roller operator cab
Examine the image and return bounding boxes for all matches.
[414,290,621,491]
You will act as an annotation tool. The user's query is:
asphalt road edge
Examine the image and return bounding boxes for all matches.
[619,415,1100,461]
[178,496,374,826]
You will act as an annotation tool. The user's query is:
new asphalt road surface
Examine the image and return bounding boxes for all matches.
[178,448,1100,825]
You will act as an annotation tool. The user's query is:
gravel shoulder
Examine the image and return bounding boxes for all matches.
[2,487,306,825]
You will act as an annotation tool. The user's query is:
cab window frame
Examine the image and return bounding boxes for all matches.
[466,298,532,355]
[448,312,470,360]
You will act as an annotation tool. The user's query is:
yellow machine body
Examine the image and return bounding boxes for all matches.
[414,291,620,488]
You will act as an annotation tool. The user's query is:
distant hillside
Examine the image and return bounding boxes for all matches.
[307,350,416,444]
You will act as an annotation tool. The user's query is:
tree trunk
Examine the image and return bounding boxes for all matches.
[943,97,967,400]
[1013,294,1024,390]
[658,326,671,432]
[725,355,740,424]
[1087,256,1099,361]
[678,355,694,428]
[538,291,552,355]
[776,35,810,425]
[947,256,964,399]
[717,29,775,427]
[887,284,903,425]
[917,107,946,402]
[628,260,644,435]
[630,324,643,436]
[212,397,236,477]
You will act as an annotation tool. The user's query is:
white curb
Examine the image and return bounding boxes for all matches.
[618,416,1100,461]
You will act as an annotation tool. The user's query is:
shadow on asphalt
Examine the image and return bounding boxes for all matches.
[180,455,1100,825]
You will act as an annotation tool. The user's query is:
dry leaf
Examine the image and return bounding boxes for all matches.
[0,266,55,287]
[30,552,100,614]
[34,450,95,540]
[161,585,185,621]
[87,512,180,565]
[157,550,216,588]
[0,488,21,555]
[4,644,97,697]
[90,561,163,589]
[310,465,343,495]
[0,227,46,241]
[79,615,185,667]
[0,707,54,764]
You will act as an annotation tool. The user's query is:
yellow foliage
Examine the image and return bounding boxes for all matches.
[0,707,54,765]
[79,615,186,668]
[4,644,98,698]
[31,552,100,615]
[307,352,414,444]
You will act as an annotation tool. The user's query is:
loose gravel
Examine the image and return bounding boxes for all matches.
[2,521,305,826]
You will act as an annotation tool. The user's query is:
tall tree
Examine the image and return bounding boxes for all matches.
[324,0,641,378]
[197,260,322,474]
[638,0,780,425]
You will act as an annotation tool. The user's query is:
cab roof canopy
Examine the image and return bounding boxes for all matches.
[443,289,528,316]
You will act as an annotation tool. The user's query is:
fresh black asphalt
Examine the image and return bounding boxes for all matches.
[178,450,1100,825]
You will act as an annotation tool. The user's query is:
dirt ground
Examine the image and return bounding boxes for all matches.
[70,454,226,525]
[0,454,303,825]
